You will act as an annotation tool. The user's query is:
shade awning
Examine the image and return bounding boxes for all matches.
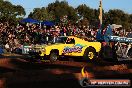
[41,21,55,26]
[20,18,39,23]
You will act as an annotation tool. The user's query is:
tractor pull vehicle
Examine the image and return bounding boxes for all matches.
[26,28,131,62]
[28,36,101,62]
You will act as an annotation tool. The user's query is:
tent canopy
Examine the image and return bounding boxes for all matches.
[20,18,39,23]
[41,21,55,26]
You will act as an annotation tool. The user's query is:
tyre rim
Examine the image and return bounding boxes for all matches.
[50,53,57,61]
[88,52,94,59]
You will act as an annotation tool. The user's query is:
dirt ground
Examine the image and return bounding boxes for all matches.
[0,54,132,88]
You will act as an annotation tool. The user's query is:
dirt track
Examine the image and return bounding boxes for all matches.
[0,54,132,88]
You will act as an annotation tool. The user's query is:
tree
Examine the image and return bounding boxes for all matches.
[76,4,93,20]
[47,0,78,23]
[105,9,130,29]
[129,14,132,23]
[76,4,99,27]
[0,0,25,24]
[129,14,132,29]
[28,7,54,21]
[14,5,26,17]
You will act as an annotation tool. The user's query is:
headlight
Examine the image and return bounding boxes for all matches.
[29,48,34,52]
[41,48,46,52]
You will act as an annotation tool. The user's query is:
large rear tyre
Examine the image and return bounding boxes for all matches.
[83,47,96,61]
[127,48,132,58]
[99,45,117,61]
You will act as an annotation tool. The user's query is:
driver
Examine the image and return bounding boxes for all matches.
[66,38,71,44]
[66,38,75,44]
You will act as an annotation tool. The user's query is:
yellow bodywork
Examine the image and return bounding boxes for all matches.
[36,36,101,57]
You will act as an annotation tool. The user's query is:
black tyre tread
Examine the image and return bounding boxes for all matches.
[100,45,117,61]
[83,47,96,61]
[49,52,58,62]
[127,48,132,58]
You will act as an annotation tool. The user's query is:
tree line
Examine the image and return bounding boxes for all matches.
[0,0,132,30]
[0,0,25,25]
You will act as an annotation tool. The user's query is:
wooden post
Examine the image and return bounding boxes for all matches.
[99,0,103,25]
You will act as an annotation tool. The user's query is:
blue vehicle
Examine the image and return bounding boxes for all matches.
[96,0,132,61]
[96,25,132,61]
[0,46,4,55]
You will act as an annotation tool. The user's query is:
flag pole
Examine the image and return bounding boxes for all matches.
[99,0,103,25]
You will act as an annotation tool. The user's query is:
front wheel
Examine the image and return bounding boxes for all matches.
[83,47,96,61]
[49,52,58,62]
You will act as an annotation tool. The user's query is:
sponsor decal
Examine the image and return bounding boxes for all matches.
[79,67,131,87]
[63,44,86,53]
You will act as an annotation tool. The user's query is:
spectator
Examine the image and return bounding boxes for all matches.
[5,43,10,52]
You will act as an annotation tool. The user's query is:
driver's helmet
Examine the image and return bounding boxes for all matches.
[66,38,71,43]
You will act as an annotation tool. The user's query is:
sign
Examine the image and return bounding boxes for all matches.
[80,79,130,87]
[63,44,86,54]
[80,67,131,87]
[109,36,132,43]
